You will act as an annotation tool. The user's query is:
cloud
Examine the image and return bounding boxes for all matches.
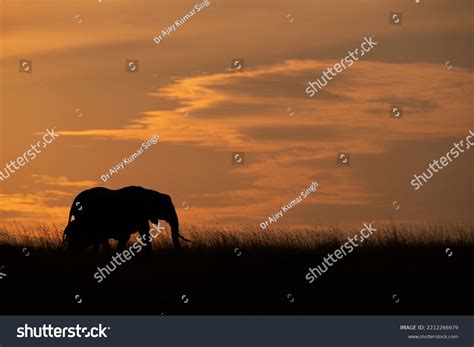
[0,191,70,224]
[1,0,472,226]
[59,59,473,151]
[52,59,473,226]
[0,176,94,225]
[32,175,96,188]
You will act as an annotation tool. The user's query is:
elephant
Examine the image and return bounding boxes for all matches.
[63,218,108,252]
[63,186,189,252]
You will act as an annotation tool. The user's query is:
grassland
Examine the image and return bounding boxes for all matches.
[0,222,472,315]
[1,221,471,250]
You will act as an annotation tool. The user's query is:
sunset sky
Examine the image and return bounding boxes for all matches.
[0,0,472,228]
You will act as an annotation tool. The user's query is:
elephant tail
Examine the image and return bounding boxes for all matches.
[170,222,191,248]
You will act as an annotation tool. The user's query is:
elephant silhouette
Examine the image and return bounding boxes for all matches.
[63,186,189,251]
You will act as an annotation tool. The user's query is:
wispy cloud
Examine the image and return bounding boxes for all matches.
[1,0,472,226]
[58,59,473,157]
[32,174,96,188]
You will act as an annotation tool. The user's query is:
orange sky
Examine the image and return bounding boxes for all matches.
[0,0,472,227]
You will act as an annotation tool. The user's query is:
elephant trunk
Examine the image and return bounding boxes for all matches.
[167,206,181,249]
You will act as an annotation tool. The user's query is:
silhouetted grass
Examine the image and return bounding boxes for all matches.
[0,222,472,251]
[0,222,472,314]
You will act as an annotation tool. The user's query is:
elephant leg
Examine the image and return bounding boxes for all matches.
[91,231,103,253]
[101,239,111,255]
[92,242,100,253]
[138,221,153,253]
[117,236,129,252]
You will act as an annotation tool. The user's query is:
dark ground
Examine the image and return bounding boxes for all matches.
[0,244,472,315]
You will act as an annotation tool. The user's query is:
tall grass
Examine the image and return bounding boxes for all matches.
[0,222,471,250]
